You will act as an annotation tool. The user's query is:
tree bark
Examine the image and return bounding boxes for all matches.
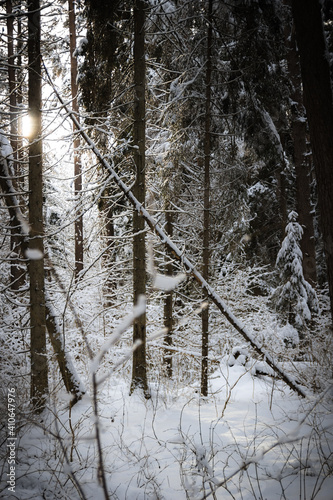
[44,297,84,405]
[0,144,84,405]
[28,0,48,411]
[163,206,174,377]
[130,0,149,396]
[201,0,213,397]
[276,167,287,241]
[68,0,83,278]
[6,0,23,290]
[46,65,309,399]
[6,0,17,158]
[286,24,317,285]
[104,190,116,306]
[292,0,333,321]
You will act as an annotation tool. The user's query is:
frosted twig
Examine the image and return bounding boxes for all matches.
[42,60,307,399]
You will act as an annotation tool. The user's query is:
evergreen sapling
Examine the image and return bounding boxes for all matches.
[273,211,319,332]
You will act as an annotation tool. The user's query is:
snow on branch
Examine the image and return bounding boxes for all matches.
[148,240,186,291]
[91,295,146,374]
[0,129,84,404]
[43,61,307,399]
[272,210,319,328]
[0,130,30,237]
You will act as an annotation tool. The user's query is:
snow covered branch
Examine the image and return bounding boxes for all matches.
[43,62,307,400]
[0,130,84,404]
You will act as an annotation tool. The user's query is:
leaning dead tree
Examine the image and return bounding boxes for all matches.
[44,64,307,399]
[0,136,84,404]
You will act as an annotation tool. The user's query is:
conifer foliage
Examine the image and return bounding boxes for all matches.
[273,211,319,329]
[1,1,333,498]
[0,4,332,490]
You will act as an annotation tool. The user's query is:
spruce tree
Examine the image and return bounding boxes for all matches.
[273,211,319,330]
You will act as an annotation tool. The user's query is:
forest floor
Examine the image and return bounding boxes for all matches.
[2,359,333,500]
[1,271,333,499]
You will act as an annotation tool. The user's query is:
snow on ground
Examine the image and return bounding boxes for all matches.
[1,356,332,500]
[0,262,332,500]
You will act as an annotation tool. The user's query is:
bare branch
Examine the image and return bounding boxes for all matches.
[42,61,307,400]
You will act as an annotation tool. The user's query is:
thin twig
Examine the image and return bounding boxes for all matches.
[42,59,308,400]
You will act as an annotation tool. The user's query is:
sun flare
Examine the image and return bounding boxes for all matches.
[21,114,33,138]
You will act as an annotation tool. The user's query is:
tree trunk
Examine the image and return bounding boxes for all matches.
[0,146,84,405]
[130,0,149,396]
[47,62,309,398]
[16,0,24,158]
[201,0,213,398]
[291,0,333,322]
[6,0,23,290]
[286,24,317,285]
[163,205,174,377]
[28,0,48,411]
[44,296,84,405]
[99,187,117,307]
[276,168,287,240]
[68,0,83,278]
[6,0,17,159]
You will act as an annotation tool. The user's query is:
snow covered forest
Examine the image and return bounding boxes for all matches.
[1,0,333,498]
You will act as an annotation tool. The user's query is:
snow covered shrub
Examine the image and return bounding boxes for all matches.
[227,345,250,367]
[278,322,300,348]
[272,211,319,330]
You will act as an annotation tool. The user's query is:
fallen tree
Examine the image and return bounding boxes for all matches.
[43,64,307,399]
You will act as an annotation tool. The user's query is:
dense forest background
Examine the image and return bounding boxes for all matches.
[0,0,333,499]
